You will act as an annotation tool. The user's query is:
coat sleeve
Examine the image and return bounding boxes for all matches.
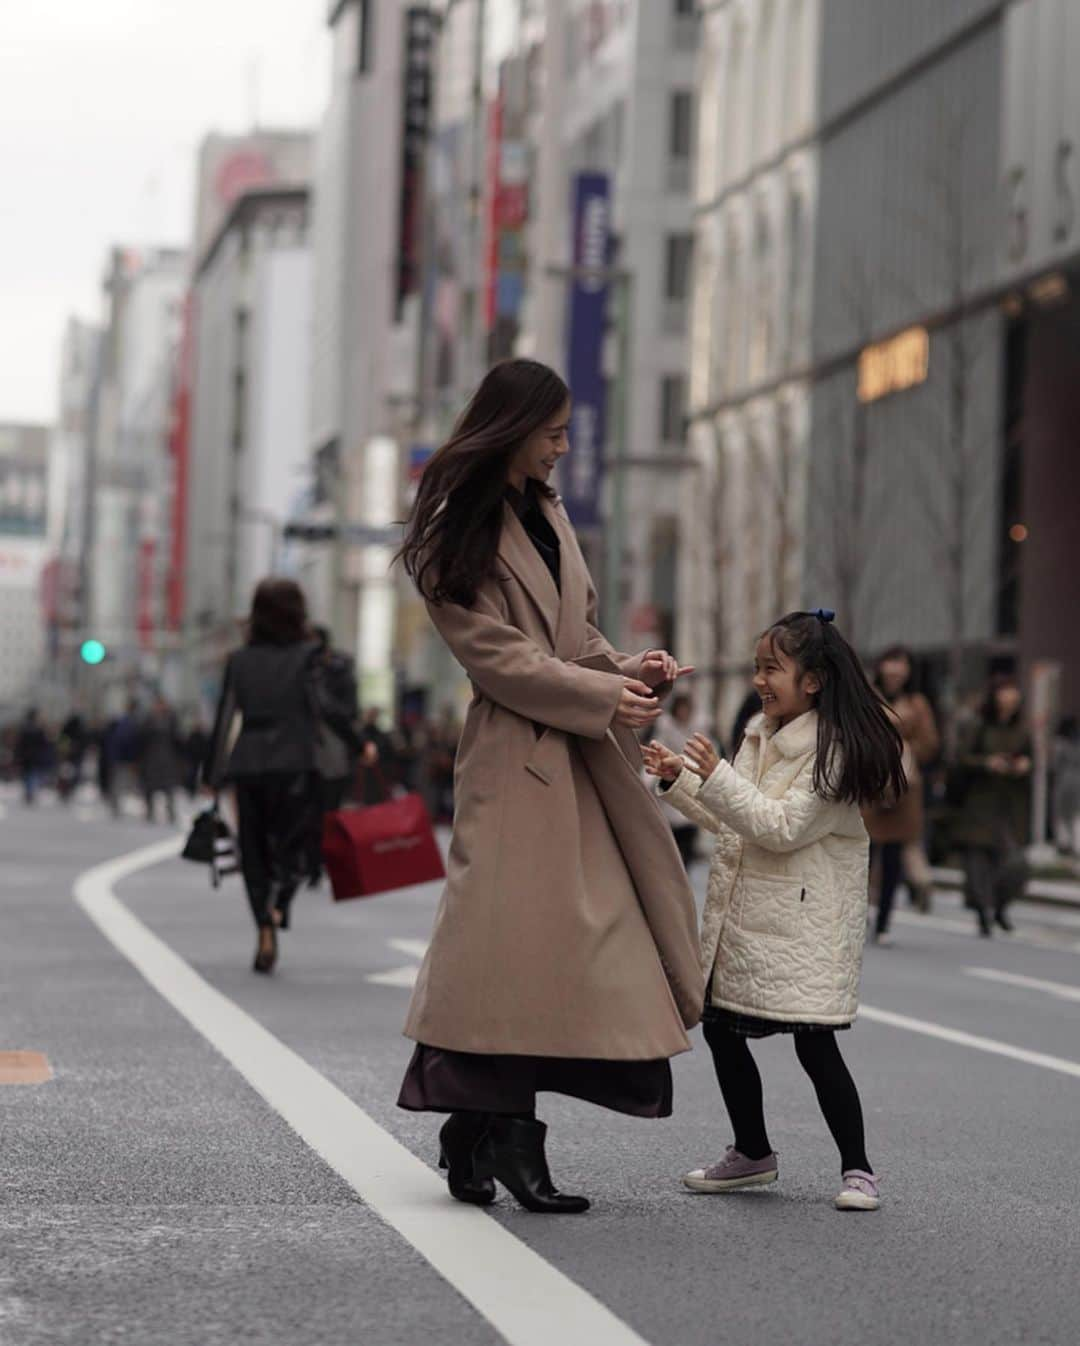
[426,584,624,739]
[910,695,940,765]
[696,757,855,854]
[578,572,646,680]
[202,656,238,789]
[660,768,724,834]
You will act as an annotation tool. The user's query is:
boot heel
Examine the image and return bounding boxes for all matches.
[438,1146,448,1170]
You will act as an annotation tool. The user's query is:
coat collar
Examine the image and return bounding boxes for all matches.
[743,709,818,759]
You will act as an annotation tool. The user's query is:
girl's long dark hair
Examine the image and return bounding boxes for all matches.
[398,360,570,606]
[765,612,906,806]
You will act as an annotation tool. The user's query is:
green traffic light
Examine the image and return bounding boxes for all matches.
[80,639,107,666]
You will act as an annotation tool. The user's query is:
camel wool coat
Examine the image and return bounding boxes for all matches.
[403,494,704,1060]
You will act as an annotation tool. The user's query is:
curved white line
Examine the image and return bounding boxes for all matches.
[73,839,649,1346]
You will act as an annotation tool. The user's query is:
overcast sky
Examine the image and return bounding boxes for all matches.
[0,1,331,425]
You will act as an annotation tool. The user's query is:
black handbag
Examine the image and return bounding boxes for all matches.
[181,798,240,888]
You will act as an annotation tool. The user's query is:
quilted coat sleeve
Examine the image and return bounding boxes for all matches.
[660,767,724,834]
[426,584,624,739]
[697,757,853,854]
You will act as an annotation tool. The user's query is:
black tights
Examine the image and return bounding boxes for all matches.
[703,1021,871,1174]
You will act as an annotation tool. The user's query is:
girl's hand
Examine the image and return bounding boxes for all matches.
[614,679,662,729]
[640,649,695,689]
[684,732,720,781]
[643,741,684,781]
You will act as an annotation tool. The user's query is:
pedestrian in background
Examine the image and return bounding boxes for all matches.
[653,692,701,866]
[395,358,702,1215]
[103,700,143,818]
[307,624,371,884]
[204,578,320,974]
[952,673,1032,937]
[862,646,939,942]
[14,708,50,805]
[137,695,183,825]
[58,708,89,802]
[181,714,209,799]
[645,609,906,1212]
[1053,716,1080,858]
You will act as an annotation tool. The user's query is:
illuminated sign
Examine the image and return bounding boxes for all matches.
[856,326,929,403]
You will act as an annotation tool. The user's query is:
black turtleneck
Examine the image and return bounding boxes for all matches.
[506,481,561,592]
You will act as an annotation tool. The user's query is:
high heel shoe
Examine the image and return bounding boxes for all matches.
[472,1117,590,1214]
[253,926,277,973]
[437,1112,495,1206]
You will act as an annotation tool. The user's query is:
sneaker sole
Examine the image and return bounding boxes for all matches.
[683,1170,778,1193]
[834,1192,880,1211]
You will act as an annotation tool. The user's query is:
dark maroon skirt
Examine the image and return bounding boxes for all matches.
[398,1043,673,1118]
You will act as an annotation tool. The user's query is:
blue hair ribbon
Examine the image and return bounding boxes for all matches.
[813,608,835,624]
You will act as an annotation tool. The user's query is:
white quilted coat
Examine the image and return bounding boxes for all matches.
[665,711,869,1024]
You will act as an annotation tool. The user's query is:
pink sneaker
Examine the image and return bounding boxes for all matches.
[835,1169,880,1210]
[683,1146,778,1192]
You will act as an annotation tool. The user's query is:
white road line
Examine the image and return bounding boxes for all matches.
[389,937,430,960]
[366,965,420,989]
[964,966,1080,1003]
[73,839,649,1346]
[860,1004,1080,1080]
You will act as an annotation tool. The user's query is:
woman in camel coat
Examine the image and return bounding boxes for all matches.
[396,359,703,1215]
[862,646,939,939]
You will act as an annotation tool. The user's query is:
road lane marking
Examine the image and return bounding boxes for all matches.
[389,937,430,960]
[74,839,650,1346]
[965,967,1080,1003]
[860,1005,1080,1080]
[0,1051,52,1084]
[366,965,420,988]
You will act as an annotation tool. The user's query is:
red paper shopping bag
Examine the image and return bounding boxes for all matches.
[322,789,445,900]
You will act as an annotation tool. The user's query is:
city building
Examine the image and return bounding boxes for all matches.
[0,423,50,709]
[88,247,187,701]
[307,0,433,711]
[184,181,313,707]
[688,0,1080,735]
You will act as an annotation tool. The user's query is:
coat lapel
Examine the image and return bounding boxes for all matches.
[497,501,560,650]
[544,496,587,661]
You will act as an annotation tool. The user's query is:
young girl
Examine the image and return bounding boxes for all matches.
[644,609,904,1211]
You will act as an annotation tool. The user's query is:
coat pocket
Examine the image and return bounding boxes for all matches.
[524,726,565,786]
[735,869,806,939]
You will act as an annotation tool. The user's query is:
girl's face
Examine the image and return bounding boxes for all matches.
[508,400,572,489]
[877,655,910,698]
[753,634,821,727]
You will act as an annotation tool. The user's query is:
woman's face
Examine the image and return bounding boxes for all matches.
[878,656,911,698]
[509,399,572,487]
[994,682,1022,721]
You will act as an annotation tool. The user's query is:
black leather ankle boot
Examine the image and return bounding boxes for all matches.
[438,1112,495,1206]
[472,1117,590,1214]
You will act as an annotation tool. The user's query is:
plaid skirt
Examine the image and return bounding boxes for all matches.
[702,1002,851,1039]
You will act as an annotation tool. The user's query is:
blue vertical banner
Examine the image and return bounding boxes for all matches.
[563,172,610,528]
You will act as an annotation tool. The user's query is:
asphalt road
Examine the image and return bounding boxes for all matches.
[3,786,1079,1346]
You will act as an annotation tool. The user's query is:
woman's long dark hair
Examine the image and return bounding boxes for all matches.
[397,359,570,606]
[980,672,1024,727]
[764,612,906,806]
[247,577,309,645]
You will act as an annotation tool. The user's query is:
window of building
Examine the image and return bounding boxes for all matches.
[659,374,687,445]
[664,233,694,302]
[668,90,693,191]
[356,0,373,74]
[753,0,775,161]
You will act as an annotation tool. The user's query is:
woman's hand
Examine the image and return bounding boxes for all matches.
[683,732,721,781]
[640,649,695,689]
[614,679,662,729]
[642,741,684,781]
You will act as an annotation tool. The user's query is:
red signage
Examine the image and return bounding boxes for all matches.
[166,292,194,631]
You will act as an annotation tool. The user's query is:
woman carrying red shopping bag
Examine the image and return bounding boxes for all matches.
[394,359,703,1214]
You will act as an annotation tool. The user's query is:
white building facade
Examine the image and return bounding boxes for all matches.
[184,187,313,704]
[685,0,821,734]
